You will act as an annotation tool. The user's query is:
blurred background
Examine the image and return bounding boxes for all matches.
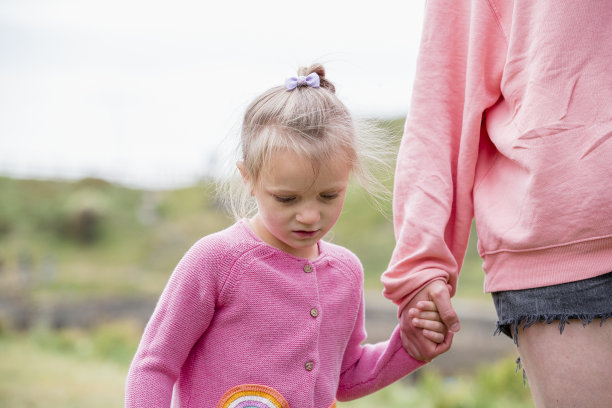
[0,1,533,406]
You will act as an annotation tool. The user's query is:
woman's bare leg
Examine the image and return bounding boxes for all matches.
[516,318,612,408]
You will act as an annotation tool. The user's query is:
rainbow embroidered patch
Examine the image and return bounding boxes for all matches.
[216,384,290,408]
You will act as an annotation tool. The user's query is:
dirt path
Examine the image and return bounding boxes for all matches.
[363,291,516,376]
[0,290,515,376]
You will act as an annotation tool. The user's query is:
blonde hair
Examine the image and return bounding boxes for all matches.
[220,63,394,219]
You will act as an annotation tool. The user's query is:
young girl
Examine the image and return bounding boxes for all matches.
[125,64,450,408]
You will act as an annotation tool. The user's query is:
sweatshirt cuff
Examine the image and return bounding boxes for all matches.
[394,277,451,318]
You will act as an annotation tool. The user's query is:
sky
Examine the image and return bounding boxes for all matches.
[0,0,426,189]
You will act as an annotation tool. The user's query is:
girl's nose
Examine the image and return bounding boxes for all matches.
[296,205,320,225]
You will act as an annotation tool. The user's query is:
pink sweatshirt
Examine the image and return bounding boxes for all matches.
[126,220,423,407]
[382,0,612,309]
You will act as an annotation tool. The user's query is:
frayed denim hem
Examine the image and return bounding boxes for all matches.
[494,312,612,345]
[494,313,612,385]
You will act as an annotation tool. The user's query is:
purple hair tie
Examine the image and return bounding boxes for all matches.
[285,72,320,91]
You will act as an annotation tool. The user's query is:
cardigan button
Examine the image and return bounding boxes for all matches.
[305,361,314,371]
[310,308,319,318]
[303,264,312,273]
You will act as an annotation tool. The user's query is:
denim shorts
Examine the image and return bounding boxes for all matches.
[492,271,612,343]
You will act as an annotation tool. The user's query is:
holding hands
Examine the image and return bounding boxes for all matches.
[400,280,460,362]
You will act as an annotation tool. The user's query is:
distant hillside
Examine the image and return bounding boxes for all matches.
[0,118,486,302]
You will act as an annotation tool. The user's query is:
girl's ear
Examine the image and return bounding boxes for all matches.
[236,161,248,182]
[236,161,254,196]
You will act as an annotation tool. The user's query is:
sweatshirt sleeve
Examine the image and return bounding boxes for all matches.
[381,0,507,311]
[125,239,225,407]
[335,288,425,401]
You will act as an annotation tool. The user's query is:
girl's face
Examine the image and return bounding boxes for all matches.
[244,149,350,260]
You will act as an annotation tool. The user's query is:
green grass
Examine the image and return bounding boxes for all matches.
[0,326,532,408]
[378,366,530,407]
[339,355,533,408]
[0,329,129,408]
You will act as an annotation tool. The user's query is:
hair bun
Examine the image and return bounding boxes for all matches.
[298,63,336,94]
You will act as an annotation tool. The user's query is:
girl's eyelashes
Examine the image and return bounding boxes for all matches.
[320,193,339,200]
[273,192,340,203]
[274,195,296,203]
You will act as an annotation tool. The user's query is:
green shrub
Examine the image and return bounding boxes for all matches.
[29,321,140,366]
[339,356,533,408]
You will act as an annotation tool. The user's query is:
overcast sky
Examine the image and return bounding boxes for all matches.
[0,0,426,189]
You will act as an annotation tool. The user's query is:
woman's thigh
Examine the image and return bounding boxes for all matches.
[516,318,612,408]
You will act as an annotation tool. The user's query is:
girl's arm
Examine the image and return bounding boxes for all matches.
[335,292,449,401]
[125,241,220,407]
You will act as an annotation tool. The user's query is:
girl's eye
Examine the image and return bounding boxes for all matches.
[274,196,296,203]
[321,193,339,200]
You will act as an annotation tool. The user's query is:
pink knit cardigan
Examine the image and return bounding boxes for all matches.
[126,220,423,407]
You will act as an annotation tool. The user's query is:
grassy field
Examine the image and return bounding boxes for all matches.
[0,324,533,408]
[0,325,132,407]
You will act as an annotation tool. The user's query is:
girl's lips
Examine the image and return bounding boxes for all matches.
[293,229,319,238]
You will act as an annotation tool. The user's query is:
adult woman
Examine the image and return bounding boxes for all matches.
[382,1,612,406]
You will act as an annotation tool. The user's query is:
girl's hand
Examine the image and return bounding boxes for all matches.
[398,281,456,361]
[408,300,447,344]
